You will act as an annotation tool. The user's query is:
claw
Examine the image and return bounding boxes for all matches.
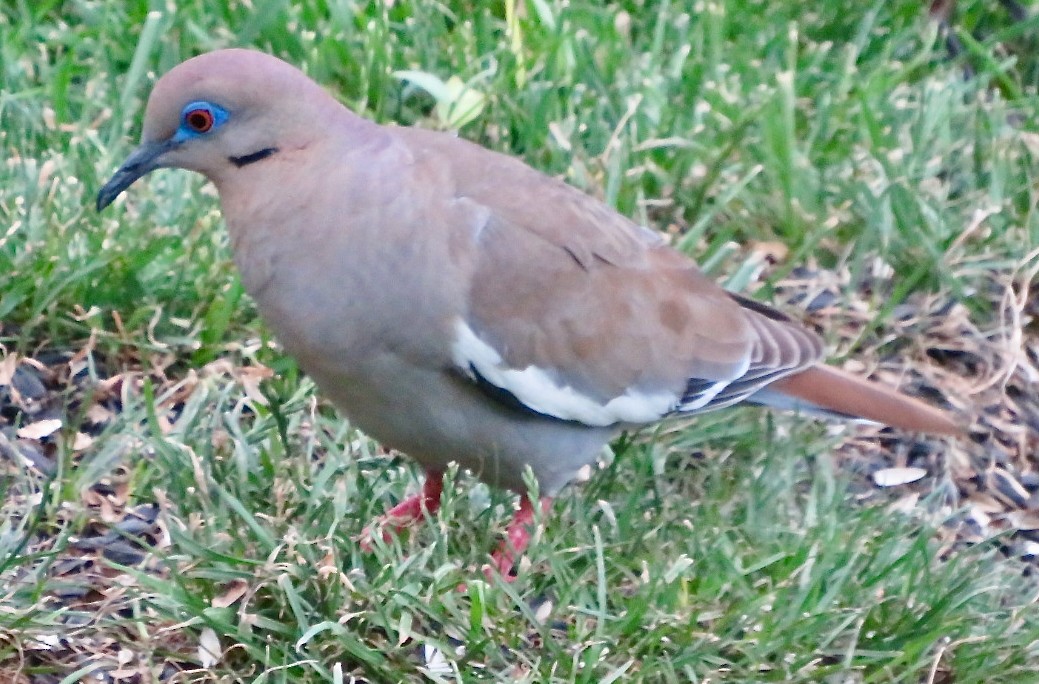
[359,471,444,550]
[484,496,553,582]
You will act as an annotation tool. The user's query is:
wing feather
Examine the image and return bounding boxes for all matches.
[395,127,826,426]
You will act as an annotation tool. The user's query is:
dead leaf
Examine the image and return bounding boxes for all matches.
[198,628,221,668]
[73,432,94,451]
[86,403,115,424]
[0,353,17,385]
[872,467,927,487]
[211,579,249,608]
[17,418,62,439]
[237,364,273,406]
[1008,511,1039,531]
[316,546,338,580]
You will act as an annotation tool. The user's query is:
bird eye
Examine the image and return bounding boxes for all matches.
[184,107,215,133]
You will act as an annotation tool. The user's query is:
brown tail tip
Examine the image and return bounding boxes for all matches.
[769,364,964,436]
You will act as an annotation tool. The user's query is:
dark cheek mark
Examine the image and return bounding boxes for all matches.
[229,147,279,167]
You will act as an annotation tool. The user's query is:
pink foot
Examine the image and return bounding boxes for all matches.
[360,472,444,550]
[485,496,553,581]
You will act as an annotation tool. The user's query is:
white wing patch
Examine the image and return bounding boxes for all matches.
[451,319,680,427]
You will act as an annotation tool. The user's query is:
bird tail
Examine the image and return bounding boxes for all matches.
[750,364,962,436]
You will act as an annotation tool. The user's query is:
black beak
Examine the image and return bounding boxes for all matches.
[96,139,179,211]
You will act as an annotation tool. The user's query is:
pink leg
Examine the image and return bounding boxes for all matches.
[360,471,444,550]
[486,496,553,581]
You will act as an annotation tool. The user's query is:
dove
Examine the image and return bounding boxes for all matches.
[97,49,959,578]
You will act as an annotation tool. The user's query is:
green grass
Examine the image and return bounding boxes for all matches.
[3,0,1039,681]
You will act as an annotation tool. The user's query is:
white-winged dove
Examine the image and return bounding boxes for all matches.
[98,49,960,578]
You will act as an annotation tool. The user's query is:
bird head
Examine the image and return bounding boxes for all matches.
[97,48,334,211]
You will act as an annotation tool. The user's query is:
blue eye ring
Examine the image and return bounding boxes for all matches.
[175,101,229,140]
